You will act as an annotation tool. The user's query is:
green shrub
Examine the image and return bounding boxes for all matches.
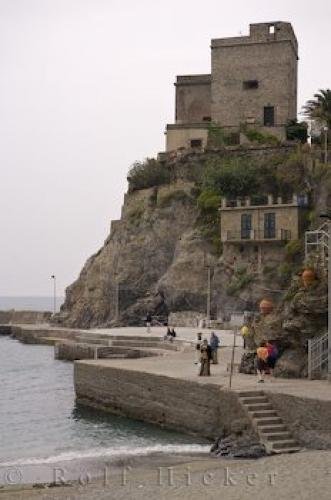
[285,240,303,259]
[157,190,193,208]
[226,272,254,296]
[201,158,260,198]
[244,128,280,146]
[128,159,170,191]
[286,119,308,143]
[197,190,222,213]
[207,124,239,148]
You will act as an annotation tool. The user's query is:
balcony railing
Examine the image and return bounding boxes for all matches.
[225,229,291,242]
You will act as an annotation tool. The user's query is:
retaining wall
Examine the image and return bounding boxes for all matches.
[74,361,252,439]
[55,342,155,361]
[0,310,52,324]
[268,392,331,449]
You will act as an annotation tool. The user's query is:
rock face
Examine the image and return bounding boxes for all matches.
[54,180,216,328]
[242,273,328,378]
[211,434,267,459]
[53,147,330,330]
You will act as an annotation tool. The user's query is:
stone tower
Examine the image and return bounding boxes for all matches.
[211,22,298,132]
[165,21,298,152]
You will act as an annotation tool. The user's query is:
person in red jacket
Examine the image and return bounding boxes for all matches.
[256,342,269,383]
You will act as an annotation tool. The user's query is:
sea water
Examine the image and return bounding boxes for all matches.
[0,336,209,482]
[0,296,64,312]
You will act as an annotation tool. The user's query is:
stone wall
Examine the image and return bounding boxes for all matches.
[268,392,331,449]
[74,362,252,439]
[175,75,211,124]
[166,124,209,152]
[211,22,298,128]
[168,311,205,327]
[0,310,52,325]
[55,342,155,361]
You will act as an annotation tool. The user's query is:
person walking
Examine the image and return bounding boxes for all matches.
[195,333,202,364]
[164,327,172,341]
[146,312,152,333]
[256,342,269,383]
[240,325,250,350]
[199,339,212,376]
[266,341,278,375]
[210,332,220,364]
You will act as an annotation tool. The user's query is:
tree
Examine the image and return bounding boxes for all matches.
[302,89,331,128]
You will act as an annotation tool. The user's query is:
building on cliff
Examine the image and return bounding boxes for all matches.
[220,193,308,273]
[166,21,298,152]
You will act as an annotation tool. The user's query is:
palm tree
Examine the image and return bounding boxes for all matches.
[302,89,331,128]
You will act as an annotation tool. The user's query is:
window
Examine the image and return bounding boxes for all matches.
[269,25,275,34]
[264,106,275,127]
[203,116,211,122]
[243,80,259,90]
[190,139,202,148]
[241,214,252,240]
[264,213,276,239]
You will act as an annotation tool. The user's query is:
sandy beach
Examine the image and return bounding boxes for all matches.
[1,449,331,500]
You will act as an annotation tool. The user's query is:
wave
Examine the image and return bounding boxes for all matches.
[0,444,210,467]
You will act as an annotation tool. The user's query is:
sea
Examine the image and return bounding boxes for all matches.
[0,307,210,485]
[0,296,64,312]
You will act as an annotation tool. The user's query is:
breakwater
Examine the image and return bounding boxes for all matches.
[74,360,252,439]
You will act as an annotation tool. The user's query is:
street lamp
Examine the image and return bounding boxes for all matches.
[319,213,331,381]
[50,275,56,315]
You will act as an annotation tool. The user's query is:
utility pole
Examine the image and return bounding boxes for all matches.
[206,266,211,327]
[50,275,56,315]
[328,220,331,381]
[114,279,119,322]
[324,126,329,164]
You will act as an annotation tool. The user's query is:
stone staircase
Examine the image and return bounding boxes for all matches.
[237,390,301,454]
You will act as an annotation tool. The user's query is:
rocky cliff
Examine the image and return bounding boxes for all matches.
[53,146,330,329]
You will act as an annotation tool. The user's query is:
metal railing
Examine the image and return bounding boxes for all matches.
[308,332,328,379]
[226,229,291,242]
[305,223,329,268]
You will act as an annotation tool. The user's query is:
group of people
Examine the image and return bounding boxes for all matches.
[195,331,220,376]
[164,327,177,342]
[256,341,279,383]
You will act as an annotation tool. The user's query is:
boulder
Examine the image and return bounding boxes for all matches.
[273,349,307,378]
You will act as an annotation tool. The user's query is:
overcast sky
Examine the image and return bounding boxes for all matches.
[0,0,330,297]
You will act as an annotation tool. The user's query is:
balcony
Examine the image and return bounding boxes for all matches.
[225,229,291,242]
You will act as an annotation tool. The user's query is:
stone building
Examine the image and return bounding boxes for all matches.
[166,21,298,152]
[219,193,308,272]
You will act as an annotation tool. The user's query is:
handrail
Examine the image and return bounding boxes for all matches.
[308,332,328,379]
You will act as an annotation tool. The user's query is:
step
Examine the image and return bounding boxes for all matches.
[75,337,108,345]
[105,335,161,342]
[262,432,291,441]
[250,409,278,418]
[255,417,283,426]
[272,446,301,454]
[110,340,177,350]
[240,397,269,405]
[270,440,298,450]
[237,390,265,398]
[259,424,287,433]
[246,403,273,411]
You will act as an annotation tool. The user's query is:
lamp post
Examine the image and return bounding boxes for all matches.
[50,275,56,315]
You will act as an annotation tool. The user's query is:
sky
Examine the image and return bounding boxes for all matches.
[0,0,330,297]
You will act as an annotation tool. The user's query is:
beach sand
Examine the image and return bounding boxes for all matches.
[2,449,331,500]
